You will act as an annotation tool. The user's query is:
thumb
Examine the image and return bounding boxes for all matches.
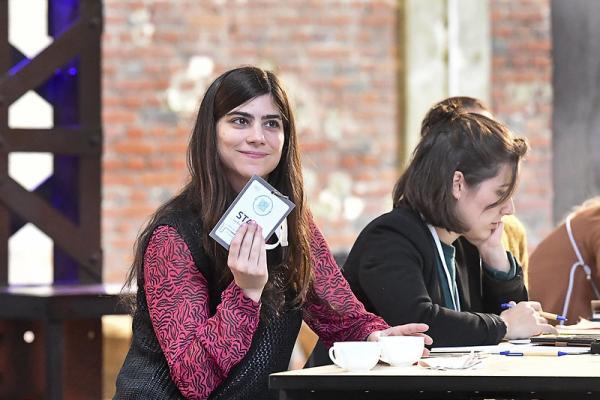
[540,324,558,335]
[384,323,430,337]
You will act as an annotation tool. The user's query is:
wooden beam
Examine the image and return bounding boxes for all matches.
[0,128,101,154]
[78,0,103,283]
[0,178,101,281]
[0,0,9,285]
[0,18,87,106]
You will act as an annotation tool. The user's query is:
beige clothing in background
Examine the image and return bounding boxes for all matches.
[502,214,529,284]
[528,206,600,322]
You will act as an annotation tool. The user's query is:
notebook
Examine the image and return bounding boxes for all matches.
[530,334,600,347]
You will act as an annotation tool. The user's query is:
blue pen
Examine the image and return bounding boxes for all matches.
[500,303,567,322]
[499,350,569,357]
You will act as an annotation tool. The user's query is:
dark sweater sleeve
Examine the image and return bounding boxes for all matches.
[481,252,529,314]
[350,217,507,346]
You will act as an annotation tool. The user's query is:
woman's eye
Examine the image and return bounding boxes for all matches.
[231,117,249,125]
[265,120,281,129]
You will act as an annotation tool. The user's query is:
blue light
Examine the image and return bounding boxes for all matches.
[8,57,30,76]
[48,0,82,284]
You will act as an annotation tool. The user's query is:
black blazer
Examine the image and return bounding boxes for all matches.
[343,205,528,346]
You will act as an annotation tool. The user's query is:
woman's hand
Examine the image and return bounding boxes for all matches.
[227,221,268,302]
[367,323,433,356]
[500,301,558,339]
[470,221,510,273]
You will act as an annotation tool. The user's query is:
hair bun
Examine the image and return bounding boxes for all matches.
[433,101,467,118]
[421,101,467,135]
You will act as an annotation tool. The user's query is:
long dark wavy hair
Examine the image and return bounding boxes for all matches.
[393,101,529,233]
[124,66,313,314]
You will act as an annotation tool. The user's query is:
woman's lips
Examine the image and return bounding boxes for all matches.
[239,151,268,159]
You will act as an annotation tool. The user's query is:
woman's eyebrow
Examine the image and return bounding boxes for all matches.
[262,114,282,120]
[225,111,254,119]
[225,111,281,121]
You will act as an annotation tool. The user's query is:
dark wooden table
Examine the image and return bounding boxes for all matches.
[270,354,600,400]
[0,284,131,400]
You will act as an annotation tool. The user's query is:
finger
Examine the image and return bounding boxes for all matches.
[257,237,267,275]
[247,225,263,270]
[228,223,248,264]
[539,324,558,335]
[416,333,434,346]
[383,323,430,337]
[527,301,543,311]
[367,330,382,342]
[238,222,257,262]
[488,222,503,243]
[493,221,504,237]
[422,348,430,357]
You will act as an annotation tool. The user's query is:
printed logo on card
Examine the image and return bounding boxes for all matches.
[253,195,273,216]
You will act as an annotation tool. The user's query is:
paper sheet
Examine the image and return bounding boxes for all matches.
[557,318,600,333]
[419,351,484,370]
[431,342,589,355]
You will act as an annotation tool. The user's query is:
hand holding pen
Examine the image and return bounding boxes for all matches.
[501,302,567,322]
[499,301,558,339]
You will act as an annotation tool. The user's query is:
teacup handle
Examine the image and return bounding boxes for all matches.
[328,347,344,368]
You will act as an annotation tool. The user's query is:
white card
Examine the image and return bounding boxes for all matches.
[209,175,295,250]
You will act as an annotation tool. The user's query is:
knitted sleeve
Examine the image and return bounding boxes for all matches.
[144,225,261,400]
[302,219,389,347]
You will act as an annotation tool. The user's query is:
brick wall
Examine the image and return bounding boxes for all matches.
[102,0,554,283]
[489,0,553,246]
[102,0,399,283]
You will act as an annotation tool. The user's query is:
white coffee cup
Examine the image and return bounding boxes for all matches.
[378,336,424,367]
[328,341,381,372]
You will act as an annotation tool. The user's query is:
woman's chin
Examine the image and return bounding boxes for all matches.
[463,230,490,245]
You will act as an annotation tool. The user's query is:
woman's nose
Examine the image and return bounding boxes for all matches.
[502,197,515,215]
[246,124,266,143]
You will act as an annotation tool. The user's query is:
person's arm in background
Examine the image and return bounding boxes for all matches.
[480,254,528,314]
[501,215,529,286]
[585,206,600,309]
[144,226,261,399]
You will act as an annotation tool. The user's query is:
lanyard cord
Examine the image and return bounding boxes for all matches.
[560,213,600,324]
[427,224,461,311]
[264,219,288,250]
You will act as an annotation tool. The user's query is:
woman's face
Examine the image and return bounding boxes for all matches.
[216,94,285,192]
[453,163,516,242]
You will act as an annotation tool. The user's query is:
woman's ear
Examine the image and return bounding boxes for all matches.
[452,171,465,200]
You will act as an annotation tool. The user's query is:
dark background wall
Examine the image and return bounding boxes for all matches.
[552,0,600,222]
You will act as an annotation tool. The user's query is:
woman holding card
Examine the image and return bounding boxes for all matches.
[114,66,431,400]
[343,100,557,347]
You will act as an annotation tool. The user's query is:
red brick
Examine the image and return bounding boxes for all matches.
[113,142,154,155]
